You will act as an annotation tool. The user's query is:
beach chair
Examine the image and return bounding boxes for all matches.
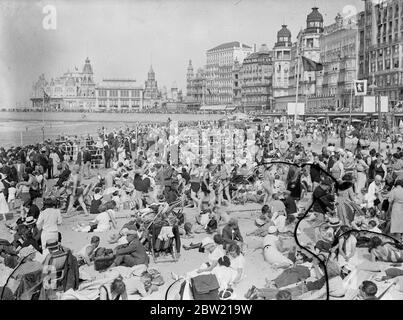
[46,251,69,291]
[148,224,179,263]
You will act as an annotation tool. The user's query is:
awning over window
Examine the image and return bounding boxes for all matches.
[200,105,233,111]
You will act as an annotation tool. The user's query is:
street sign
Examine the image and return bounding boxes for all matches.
[354,80,367,96]
[380,96,389,112]
[287,102,305,115]
[363,96,376,113]
[363,96,389,113]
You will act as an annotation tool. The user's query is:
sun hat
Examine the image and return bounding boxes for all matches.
[24,216,36,226]
[201,237,215,248]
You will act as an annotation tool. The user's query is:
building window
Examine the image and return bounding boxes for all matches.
[99,89,107,97]
[121,90,129,97]
[110,90,118,97]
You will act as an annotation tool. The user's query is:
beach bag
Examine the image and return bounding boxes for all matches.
[190,274,220,300]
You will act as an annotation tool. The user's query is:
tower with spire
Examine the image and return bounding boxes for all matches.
[186,59,194,99]
[144,65,159,109]
[187,60,194,80]
[273,24,292,98]
[80,57,95,98]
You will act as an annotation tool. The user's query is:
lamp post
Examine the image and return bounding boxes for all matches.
[369,75,380,152]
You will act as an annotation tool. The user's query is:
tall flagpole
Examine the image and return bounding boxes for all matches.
[42,89,45,142]
[294,30,301,129]
[349,85,353,125]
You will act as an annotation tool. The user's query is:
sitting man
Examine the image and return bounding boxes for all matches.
[13,216,42,253]
[111,233,149,268]
[222,218,244,250]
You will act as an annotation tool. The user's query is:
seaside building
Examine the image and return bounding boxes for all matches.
[95,79,144,112]
[240,44,274,112]
[31,58,96,111]
[309,13,359,113]
[273,25,292,99]
[358,0,403,111]
[186,60,206,110]
[274,7,325,112]
[205,41,253,105]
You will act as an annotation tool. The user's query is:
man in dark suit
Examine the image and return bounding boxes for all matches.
[15,158,26,182]
[26,154,37,171]
[76,146,84,168]
[7,160,18,183]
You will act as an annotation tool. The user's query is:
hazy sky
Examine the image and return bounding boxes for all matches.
[0,0,363,107]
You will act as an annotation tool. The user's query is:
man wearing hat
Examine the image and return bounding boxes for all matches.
[111,233,149,268]
[14,216,42,253]
[306,177,335,221]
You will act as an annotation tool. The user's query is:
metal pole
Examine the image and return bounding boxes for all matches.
[378,94,381,152]
[42,89,45,142]
[294,50,301,127]
[349,84,353,125]
[294,33,301,137]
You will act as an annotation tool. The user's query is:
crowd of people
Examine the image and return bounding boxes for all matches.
[1,117,403,300]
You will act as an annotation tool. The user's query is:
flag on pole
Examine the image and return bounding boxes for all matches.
[43,89,50,103]
[354,80,367,96]
[301,56,323,71]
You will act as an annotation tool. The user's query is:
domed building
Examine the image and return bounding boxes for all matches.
[305,7,324,34]
[275,25,292,48]
[289,7,324,98]
[273,25,292,99]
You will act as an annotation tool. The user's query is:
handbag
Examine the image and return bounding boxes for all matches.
[190,274,220,300]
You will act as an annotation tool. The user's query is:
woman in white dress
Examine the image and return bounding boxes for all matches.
[337,226,360,270]
[49,149,61,177]
[0,179,10,221]
[227,243,245,283]
[117,144,126,163]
